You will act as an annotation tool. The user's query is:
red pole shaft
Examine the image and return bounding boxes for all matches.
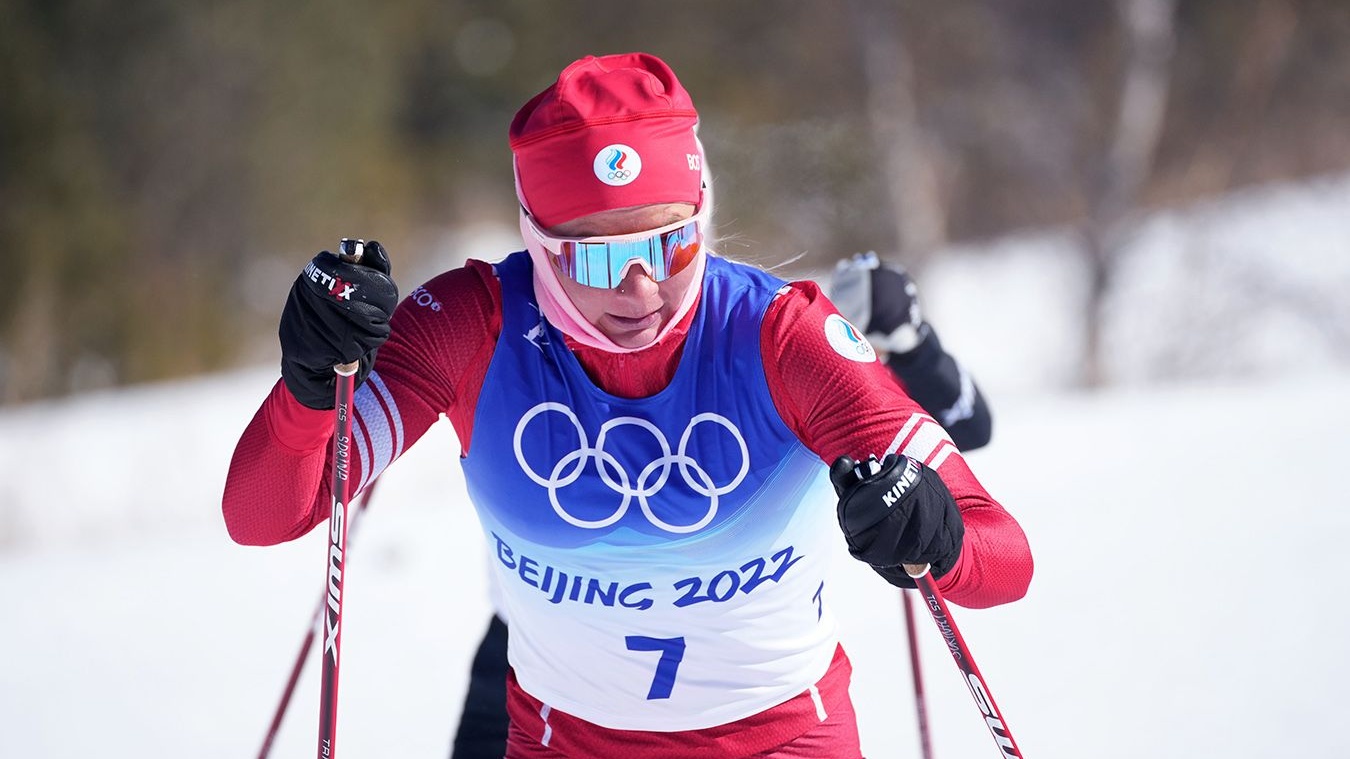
[902,590,935,759]
[907,566,1025,758]
[257,480,378,759]
[258,615,316,759]
[316,365,358,758]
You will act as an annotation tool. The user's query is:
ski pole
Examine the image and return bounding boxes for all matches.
[901,589,935,759]
[257,478,379,759]
[904,563,1024,758]
[317,237,366,759]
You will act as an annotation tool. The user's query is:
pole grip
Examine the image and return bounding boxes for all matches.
[337,238,365,264]
[334,238,366,377]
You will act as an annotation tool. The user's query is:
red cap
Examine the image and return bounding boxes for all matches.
[510,53,704,229]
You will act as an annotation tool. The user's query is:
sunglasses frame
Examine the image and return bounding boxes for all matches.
[523,200,710,289]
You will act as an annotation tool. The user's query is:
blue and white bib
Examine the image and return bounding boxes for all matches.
[461,252,839,731]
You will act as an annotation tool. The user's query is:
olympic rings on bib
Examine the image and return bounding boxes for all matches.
[512,402,750,534]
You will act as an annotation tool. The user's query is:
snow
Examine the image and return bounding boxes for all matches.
[4,174,1350,757]
[5,369,1347,758]
[913,172,1350,393]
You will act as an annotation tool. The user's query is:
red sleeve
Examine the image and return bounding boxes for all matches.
[221,260,501,546]
[761,281,1033,609]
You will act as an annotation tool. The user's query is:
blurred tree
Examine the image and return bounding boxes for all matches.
[0,0,134,403]
[848,0,948,275]
[2,0,1349,404]
[1081,0,1179,388]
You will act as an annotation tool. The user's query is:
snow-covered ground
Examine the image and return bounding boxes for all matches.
[3,174,1349,757]
[3,367,1347,758]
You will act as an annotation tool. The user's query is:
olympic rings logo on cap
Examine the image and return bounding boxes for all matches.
[512,402,750,534]
[593,144,643,187]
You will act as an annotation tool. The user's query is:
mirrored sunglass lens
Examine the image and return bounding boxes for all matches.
[555,219,702,288]
[559,240,658,287]
[661,224,702,272]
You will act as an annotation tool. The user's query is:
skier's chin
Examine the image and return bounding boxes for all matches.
[601,311,664,348]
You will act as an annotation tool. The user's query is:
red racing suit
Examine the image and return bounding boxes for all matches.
[223,257,1033,755]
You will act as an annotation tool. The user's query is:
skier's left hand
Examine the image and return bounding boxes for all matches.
[830,453,964,587]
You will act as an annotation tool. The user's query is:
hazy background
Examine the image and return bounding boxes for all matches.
[4,1,1350,757]
[3,0,1349,404]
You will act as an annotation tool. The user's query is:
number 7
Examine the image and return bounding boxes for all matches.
[624,635,686,700]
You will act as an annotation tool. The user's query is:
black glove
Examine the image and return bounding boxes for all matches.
[827,252,928,355]
[829,452,964,588]
[279,240,398,409]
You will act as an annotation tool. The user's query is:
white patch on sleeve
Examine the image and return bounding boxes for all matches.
[823,313,877,363]
[353,371,405,492]
[886,412,963,472]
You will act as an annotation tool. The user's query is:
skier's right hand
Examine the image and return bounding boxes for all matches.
[279,240,398,409]
[829,452,965,587]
